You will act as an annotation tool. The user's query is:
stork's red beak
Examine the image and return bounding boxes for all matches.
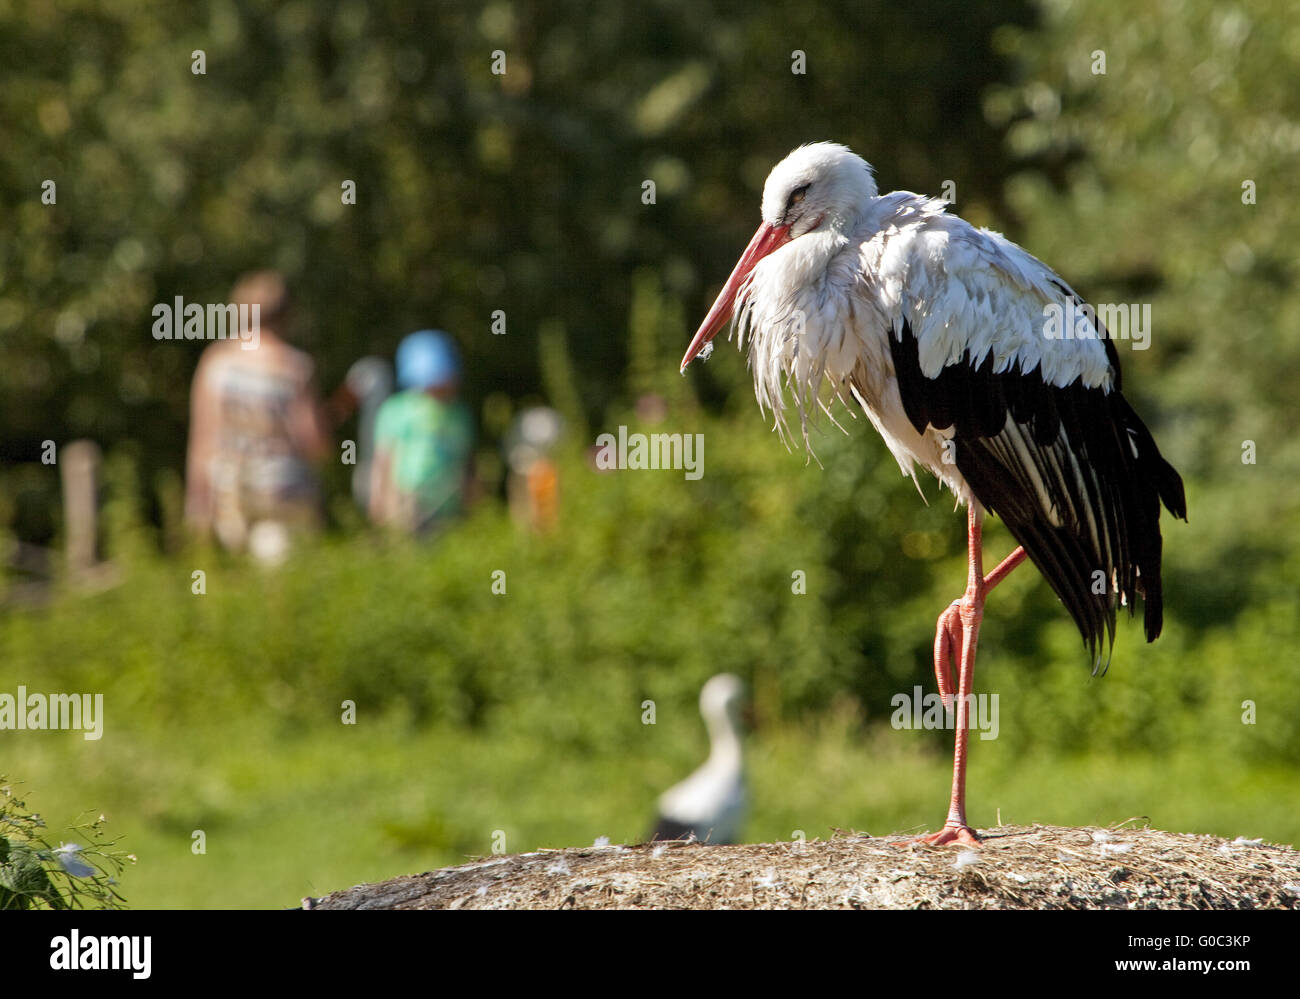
[680,222,792,372]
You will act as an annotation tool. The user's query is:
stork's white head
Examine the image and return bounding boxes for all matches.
[759,142,878,237]
[681,142,877,371]
[700,672,746,724]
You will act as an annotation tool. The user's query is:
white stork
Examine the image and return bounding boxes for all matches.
[651,673,747,844]
[680,142,1186,846]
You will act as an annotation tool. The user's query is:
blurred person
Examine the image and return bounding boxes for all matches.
[505,406,563,533]
[368,330,474,535]
[184,271,331,558]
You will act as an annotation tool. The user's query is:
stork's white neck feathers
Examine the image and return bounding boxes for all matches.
[699,676,744,771]
[734,144,887,449]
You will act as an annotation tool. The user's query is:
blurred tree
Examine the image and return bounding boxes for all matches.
[0,0,1034,521]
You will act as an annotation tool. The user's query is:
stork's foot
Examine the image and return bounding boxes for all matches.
[908,822,982,848]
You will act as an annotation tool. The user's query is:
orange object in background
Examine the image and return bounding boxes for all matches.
[504,406,564,534]
[526,457,558,533]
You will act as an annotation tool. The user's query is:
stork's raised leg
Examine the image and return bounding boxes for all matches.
[915,509,1026,847]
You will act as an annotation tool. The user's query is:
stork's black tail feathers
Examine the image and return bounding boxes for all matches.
[888,322,1186,672]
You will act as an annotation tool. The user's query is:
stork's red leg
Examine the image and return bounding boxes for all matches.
[911,514,1027,847]
[932,545,1026,706]
[984,545,1027,593]
[932,604,959,706]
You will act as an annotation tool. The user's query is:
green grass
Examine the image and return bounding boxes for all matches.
[11,707,1297,909]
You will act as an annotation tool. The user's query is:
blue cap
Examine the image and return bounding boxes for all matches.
[396,330,460,389]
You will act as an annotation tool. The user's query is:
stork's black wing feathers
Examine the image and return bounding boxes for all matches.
[649,817,699,842]
[889,320,1186,671]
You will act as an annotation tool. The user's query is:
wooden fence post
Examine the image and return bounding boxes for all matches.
[61,439,101,574]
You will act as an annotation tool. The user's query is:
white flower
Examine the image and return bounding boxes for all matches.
[55,843,95,879]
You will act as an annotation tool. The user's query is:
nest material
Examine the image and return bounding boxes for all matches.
[308,823,1300,910]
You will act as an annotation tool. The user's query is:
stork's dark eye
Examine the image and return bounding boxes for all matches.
[788,184,810,208]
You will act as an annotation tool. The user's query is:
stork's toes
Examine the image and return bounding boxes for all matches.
[905,823,983,848]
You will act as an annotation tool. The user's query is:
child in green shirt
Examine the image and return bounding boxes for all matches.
[369,330,473,535]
